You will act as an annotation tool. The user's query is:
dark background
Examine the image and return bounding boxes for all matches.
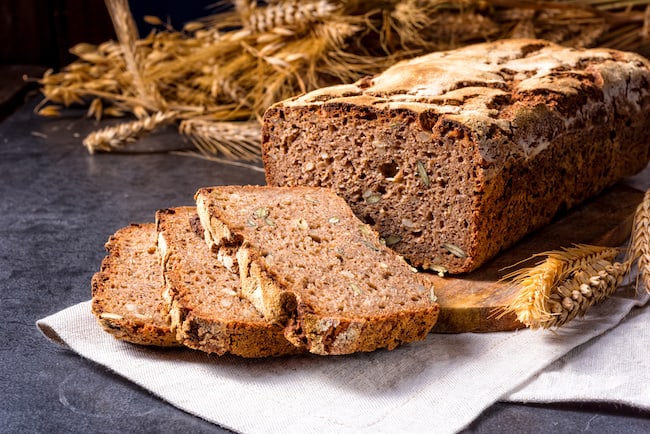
[0,0,221,118]
[0,0,216,69]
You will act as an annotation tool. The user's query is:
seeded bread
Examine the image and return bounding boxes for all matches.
[156,207,302,357]
[262,39,650,274]
[91,224,179,347]
[195,185,440,355]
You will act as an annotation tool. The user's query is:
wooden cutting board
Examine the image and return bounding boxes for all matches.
[429,184,643,333]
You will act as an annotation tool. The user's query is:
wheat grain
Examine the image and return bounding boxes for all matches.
[87,98,103,120]
[244,0,338,35]
[103,106,126,117]
[37,105,62,117]
[83,111,177,154]
[501,244,624,329]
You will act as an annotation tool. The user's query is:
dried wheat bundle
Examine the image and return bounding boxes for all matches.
[36,0,650,159]
[501,245,627,329]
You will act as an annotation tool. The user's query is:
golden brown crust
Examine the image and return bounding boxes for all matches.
[262,39,650,273]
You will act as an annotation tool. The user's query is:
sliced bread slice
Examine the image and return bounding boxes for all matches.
[91,223,179,347]
[156,206,303,357]
[195,186,440,355]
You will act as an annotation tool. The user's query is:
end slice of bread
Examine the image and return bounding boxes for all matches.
[156,207,303,357]
[195,186,440,355]
[91,223,179,347]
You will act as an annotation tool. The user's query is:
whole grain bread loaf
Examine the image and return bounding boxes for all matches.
[156,206,302,357]
[195,185,440,355]
[91,224,179,346]
[261,39,650,274]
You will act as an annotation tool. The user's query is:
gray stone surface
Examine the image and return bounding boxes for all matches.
[1,98,648,433]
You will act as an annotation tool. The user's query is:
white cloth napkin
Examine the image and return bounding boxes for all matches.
[504,290,650,408]
[37,286,649,434]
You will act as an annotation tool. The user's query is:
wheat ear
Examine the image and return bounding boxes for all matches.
[243,0,338,35]
[83,111,177,153]
[628,187,650,293]
[501,244,625,329]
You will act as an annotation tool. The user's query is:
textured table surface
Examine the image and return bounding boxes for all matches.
[1,97,649,433]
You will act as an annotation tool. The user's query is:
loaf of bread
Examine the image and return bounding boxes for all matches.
[262,39,650,274]
[156,207,302,357]
[91,224,179,346]
[195,185,440,355]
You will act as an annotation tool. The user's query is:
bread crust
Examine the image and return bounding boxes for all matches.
[262,39,650,273]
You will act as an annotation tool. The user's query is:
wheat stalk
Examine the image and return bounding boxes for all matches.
[83,111,178,153]
[501,244,625,329]
[173,150,266,173]
[104,0,166,111]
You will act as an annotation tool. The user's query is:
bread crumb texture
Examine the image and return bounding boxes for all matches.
[262,39,650,273]
[156,207,302,357]
[196,185,440,355]
[91,223,180,347]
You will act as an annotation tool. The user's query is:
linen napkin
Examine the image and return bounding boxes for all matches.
[37,287,648,434]
[504,290,650,409]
